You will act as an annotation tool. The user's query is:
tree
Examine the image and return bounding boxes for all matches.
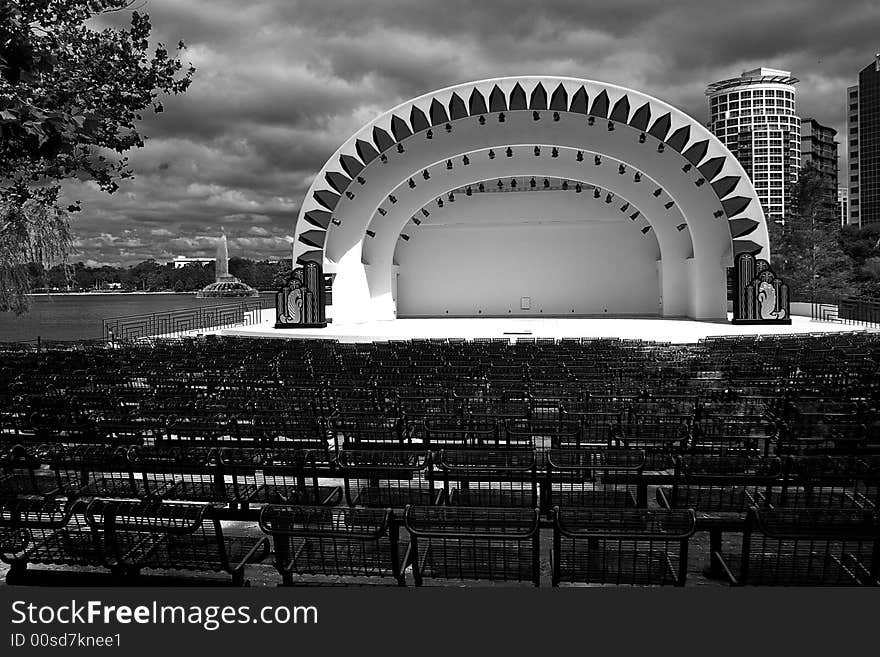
[769,164,851,303]
[1,0,194,312]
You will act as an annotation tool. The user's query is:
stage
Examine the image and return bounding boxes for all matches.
[215,310,875,344]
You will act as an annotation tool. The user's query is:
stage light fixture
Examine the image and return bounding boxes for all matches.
[677,223,687,231]
[331,218,341,226]
[533,111,540,121]
[534,146,541,157]
[695,178,705,187]
[366,230,376,237]
[463,155,470,165]
[426,129,433,139]
[400,233,410,241]
[478,183,485,192]
[682,163,692,172]
[422,209,430,217]
[553,112,560,122]
[639,133,646,143]
[357,176,366,185]
[653,188,662,197]
[620,202,629,212]
[641,226,651,234]
[496,179,504,189]
[397,144,404,153]
[665,201,675,209]
[605,193,613,203]
[423,170,430,179]
[510,178,517,188]
[530,177,537,188]
[448,192,455,202]
[446,159,452,169]
[506,147,513,157]
[552,147,559,158]
[657,143,665,153]
[634,172,641,183]
[377,208,386,216]
[437,198,444,207]
[488,149,495,159]
[576,151,584,162]
[588,116,595,126]
[630,211,640,220]
[412,217,421,225]
[607,121,615,131]
[466,186,472,196]
[408,179,415,189]
[479,115,486,125]
[713,210,724,218]
[594,155,601,165]
[498,112,506,122]
[544,178,550,188]
[380,154,388,163]
[389,195,397,204]
[561,180,568,190]
[619,164,626,174]
[445,123,452,133]
[594,188,601,199]
[575,184,582,193]
[345,191,354,200]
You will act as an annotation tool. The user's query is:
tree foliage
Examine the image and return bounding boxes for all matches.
[0,0,194,313]
[769,163,852,302]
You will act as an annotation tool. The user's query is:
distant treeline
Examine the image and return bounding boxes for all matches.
[27,258,293,292]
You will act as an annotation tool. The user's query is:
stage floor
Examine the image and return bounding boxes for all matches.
[216,311,876,344]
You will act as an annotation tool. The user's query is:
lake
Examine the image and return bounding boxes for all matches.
[0,292,275,343]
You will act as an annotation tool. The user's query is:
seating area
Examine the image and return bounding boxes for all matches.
[1,332,879,586]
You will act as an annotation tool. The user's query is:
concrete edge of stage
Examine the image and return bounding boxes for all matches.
[210,309,877,344]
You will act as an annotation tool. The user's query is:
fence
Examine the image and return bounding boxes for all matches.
[102,297,273,342]
[811,296,880,328]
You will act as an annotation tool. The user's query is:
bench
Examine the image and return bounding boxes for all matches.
[338,449,438,507]
[545,449,645,509]
[97,499,270,585]
[436,449,538,508]
[0,444,60,498]
[551,508,696,586]
[609,420,689,470]
[260,504,404,585]
[246,448,341,506]
[775,455,879,509]
[715,507,879,586]
[403,505,541,586]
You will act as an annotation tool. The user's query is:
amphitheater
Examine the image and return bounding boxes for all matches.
[1,76,878,588]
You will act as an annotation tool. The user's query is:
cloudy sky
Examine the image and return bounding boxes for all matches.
[68,0,879,267]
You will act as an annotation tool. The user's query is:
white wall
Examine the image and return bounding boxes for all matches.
[396,214,661,316]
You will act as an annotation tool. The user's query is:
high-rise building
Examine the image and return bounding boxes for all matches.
[847,54,880,227]
[800,117,839,214]
[706,67,801,223]
[838,186,849,226]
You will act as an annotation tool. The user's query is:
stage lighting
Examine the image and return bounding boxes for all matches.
[437,198,444,207]
[634,172,641,183]
[657,143,664,153]
[605,193,613,203]
[561,180,568,190]
[445,123,452,133]
[682,164,692,172]
[446,159,452,169]
[510,178,517,188]
[677,223,687,231]
[530,177,537,188]
[544,178,550,188]
[331,218,341,226]
[497,180,504,189]
[479,115,486,125]
[422,208,430,217]
[423,170,430,179]
[630,211,640,220]
[575,184,582,193]
[397,144,405,153]
[588,116,595,126]
[553,112,560,121]
[620,202,629,212]
[619,164,626,174]
[377,208,386,216]
[594,188,601,199]
[466,186,472,196]
[607,121,615,131]
[412,217,421,225]
[357,176,366,185]
[576,151,584,162]
[639,133,646,143]
[665,201,675,209]
[462,155,470,165]
[488,149,495,159]
[594,155,601,165]
[653,188,662,197]
[345,191,354,200]
[408,178,416,189]
[641,226,651,234]
[695,178,705,187]
[552,147,559,158]
[366,230,376,237]
[478,183,485,192]
[389,195,397,204]
[713,210,724,218]
[400,233,410,241]
[498,112,506,122]
[448,192,455,202]
[506,147,513,157]
[426,129,433,139]
[380,154,388,163]
[533,111,540,121]
[534,146,541,157]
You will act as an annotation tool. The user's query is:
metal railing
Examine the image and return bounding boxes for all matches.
[102,297,273,342]
[811,296,880,328]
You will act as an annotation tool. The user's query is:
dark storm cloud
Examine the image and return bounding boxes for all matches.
[68,0,880,265]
